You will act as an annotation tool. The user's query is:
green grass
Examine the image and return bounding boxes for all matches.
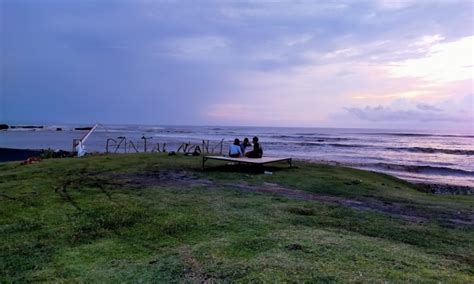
[1,153,473,282]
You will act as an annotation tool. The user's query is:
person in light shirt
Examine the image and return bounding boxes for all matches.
[228,138,243,158]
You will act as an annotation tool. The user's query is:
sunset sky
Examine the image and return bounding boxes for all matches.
[1,0,473,132]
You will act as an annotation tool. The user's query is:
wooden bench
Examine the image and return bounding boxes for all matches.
[202,156,292,170]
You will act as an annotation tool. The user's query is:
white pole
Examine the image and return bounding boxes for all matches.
[80,123,99,144]
[76,123,99,157]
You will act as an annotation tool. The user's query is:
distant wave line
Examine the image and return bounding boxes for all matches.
[360,133,474,138]
[276,141,473,155]
[386,147,474,156]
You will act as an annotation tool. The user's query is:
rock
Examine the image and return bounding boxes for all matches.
[419,184,474,195]
[41,149,74,159]
[11,125,43,129]
[0,124,8,130]
[75,127,93,131]
[56,128,62,131]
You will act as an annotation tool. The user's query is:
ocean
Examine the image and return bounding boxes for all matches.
[1,124,473,187]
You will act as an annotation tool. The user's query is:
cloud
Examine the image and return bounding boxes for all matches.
[416,103,442,112]
[387,36,474,83]
[344,94,473,123]
[205,102,326,126]
[156,36,229,60]
[283,34,313,46]
[344,106,461,122]
[413,34,445,46]
[2,0,473,131]
[374,0,417,10]
[219,2,348,19]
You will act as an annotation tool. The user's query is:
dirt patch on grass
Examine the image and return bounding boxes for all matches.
[111,170,474,227]
[179,246,212,283]
[112,169,214,188]
[229,182,430,223]
[54,172,120,211]
[230,182,474,227]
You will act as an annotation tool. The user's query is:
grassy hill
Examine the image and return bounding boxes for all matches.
[1,153,473,282]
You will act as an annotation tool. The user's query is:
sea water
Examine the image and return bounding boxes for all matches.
[1,125,473,187]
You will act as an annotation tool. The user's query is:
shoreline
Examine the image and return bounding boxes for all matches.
[297,158,474,191]
[1,147,472,193]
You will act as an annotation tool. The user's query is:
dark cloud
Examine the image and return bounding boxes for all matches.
[345,105,467,123]
[416,104,442,112]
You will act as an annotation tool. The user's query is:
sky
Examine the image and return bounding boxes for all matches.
[1,0,473,133]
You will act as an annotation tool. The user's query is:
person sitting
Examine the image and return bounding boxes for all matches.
[240,137,251,155]
[245,136,263,158]
[228,138,243,158]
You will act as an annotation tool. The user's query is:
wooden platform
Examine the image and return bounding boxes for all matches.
[202,156,292,170]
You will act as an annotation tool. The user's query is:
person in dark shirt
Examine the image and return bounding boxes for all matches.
[240,137,251,155]
[245,136,263,158]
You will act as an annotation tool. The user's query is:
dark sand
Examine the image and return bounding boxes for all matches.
[0,148,44,162]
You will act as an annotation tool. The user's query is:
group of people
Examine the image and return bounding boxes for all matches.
[228,136,263,158]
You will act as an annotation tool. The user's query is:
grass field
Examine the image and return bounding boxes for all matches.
[1,153,473,282]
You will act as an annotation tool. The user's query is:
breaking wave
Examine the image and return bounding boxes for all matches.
[363,133,474,138]
[296,142,369,148]
[386,147,474,156]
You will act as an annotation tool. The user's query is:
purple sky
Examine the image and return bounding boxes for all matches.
[1,0,473,133]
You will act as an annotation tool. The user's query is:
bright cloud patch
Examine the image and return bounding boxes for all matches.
[387,36,474,83]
